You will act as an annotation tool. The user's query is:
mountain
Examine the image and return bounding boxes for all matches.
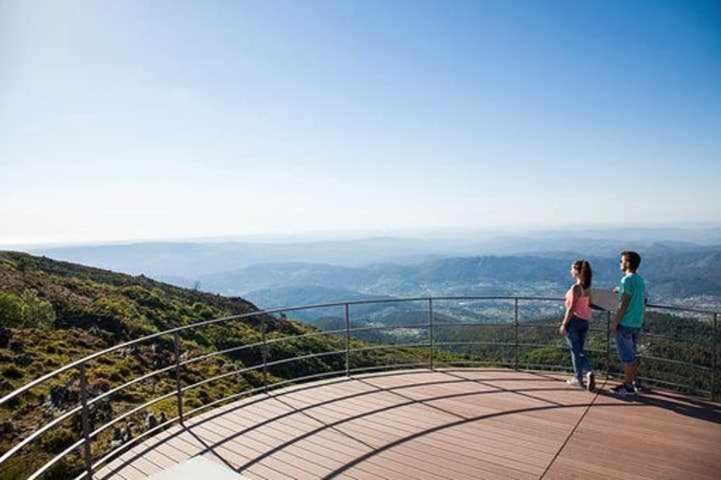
[242,285,392,311]
[30,238,447,278]
[198,262,386,295]
[192,247,721,309]
[27,229,721,282]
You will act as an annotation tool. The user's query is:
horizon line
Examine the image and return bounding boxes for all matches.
[2,221,720,250]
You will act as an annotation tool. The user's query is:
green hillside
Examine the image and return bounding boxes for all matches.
[0,252,435,480]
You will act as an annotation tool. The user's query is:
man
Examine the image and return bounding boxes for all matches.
[611,251,645,397]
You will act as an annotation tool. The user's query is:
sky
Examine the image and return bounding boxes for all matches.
[1,0,720,245]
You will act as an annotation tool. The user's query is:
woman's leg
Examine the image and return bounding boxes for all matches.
[565,318,583,380]
[577,321,592,374]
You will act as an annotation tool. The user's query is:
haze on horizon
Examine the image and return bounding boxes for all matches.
[2,0,720,246]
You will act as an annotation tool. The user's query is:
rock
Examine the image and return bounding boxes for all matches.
[145,412,158,431]
[110,425,123,449]
[121,422,135,443]
[49,385,79,408]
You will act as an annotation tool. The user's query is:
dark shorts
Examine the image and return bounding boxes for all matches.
[616,325,640,364]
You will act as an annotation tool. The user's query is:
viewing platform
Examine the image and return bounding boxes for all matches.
[95,368,721,480]
[2,296,720,480]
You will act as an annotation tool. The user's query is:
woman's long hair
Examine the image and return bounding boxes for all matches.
[573,259,592,289]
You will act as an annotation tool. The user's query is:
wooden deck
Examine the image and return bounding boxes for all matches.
[94,369,721,480]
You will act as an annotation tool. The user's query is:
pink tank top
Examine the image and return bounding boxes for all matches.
[565,285,591,320]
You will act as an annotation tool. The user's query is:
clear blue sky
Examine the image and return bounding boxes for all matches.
[1,0,720,244]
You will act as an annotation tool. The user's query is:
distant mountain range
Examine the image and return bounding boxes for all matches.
[200,248,721,311]
[22,234,721,311]
[29,228,721,278]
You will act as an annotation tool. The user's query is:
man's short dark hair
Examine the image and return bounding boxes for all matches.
[621,251,641,271]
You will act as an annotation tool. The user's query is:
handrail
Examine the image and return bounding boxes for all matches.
[1,295,718,480]
[0,297,524,408]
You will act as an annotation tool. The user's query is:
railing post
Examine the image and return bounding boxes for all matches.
[712,313,718,402]
[173,332,184,423]
[606,311,611,378]
[345,303,351,377]
[78,363,93,480]
[262,321,268,388]
[513,298,519,370]
[428,298,434,371]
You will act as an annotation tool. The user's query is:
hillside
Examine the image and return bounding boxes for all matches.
[0,252,432,480]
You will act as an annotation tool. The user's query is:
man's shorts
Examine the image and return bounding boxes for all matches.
[616,325,641,364]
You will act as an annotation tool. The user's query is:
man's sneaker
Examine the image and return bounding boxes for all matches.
[611,383,635,398]
[566,377,583,387]
[585,372,596,392]
[632,381,645,393]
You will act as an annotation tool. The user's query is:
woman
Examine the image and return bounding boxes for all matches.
[559,259,595,391]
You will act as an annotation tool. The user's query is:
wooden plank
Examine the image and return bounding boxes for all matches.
[292,382,581,468]
[279,392,548,477]
[550,402,721,480]
[99,369,721,480]
[226,388,515,480]
[213,404,390,480]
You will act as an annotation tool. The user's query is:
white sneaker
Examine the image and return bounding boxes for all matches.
[565,377,582,387]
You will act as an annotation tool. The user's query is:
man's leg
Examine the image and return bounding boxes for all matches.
[623,361,636,386]
[631,330,639,384]
[613,326,636,395]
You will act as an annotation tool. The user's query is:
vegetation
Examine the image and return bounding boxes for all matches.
[0,252,436,480]
[0,290,55,329]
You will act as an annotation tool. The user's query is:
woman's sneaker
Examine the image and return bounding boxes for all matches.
[566,377,583,387]
[585,372,596,392]
[611,383,635,398]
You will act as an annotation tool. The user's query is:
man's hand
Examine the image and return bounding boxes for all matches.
[611,322,618,333]
[559,324,566,335]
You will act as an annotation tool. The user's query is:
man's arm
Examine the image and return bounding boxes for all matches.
[612,294,630,331]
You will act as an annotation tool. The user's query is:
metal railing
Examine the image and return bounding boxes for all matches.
[0,296,718,480]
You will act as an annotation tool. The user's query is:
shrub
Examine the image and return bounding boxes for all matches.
[0,292,25,328]
[21,290,56,328]
[0,290,56,329]
[90,297,154,337]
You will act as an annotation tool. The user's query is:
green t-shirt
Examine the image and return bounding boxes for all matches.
[619,273,645,328]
